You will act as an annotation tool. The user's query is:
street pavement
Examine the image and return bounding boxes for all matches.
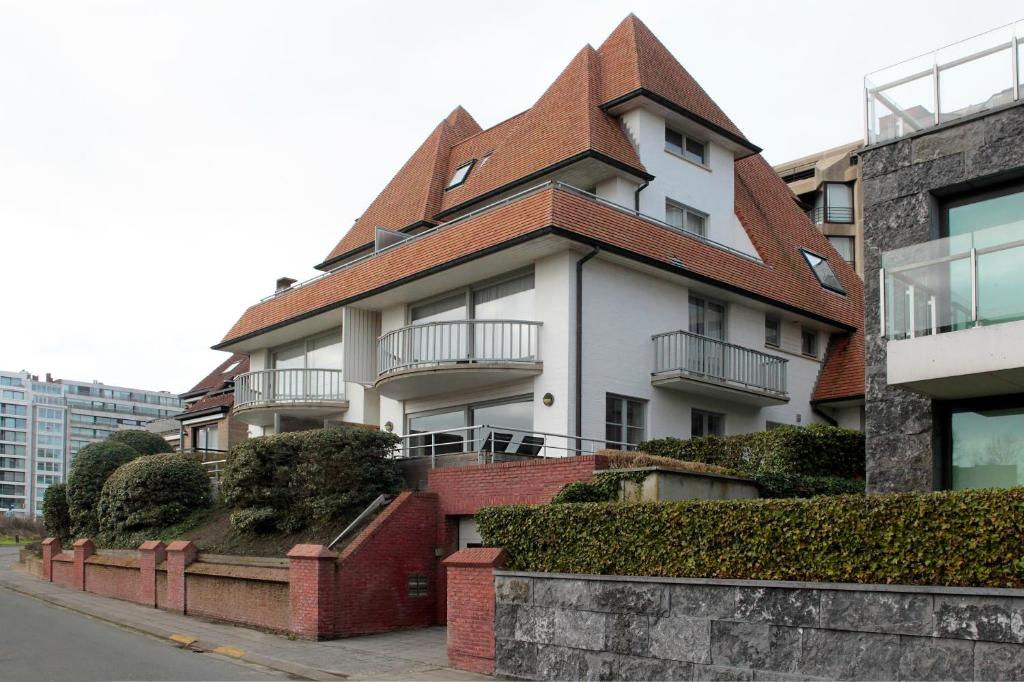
[0,546,488,681]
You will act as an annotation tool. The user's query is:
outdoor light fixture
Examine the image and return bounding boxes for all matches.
[542,393,554,406]
[384,421,394,432]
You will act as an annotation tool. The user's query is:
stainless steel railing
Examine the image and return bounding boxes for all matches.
[377,320,541,376]
[652,330,788,396]
[234,368,345,409]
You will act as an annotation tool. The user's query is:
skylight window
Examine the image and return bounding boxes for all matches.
[222,361,241,374]
[801,249,846,294]
[446,160,475,190]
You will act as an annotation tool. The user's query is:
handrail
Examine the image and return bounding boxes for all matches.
[235,368,345,409]
[378,319,542,376]
[652,330,788,396]
[327,494,391,550]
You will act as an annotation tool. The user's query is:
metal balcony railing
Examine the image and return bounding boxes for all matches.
[377,320,541,376]
[234,368,345,409]
[808,206,854,225]
[652,330,788,396]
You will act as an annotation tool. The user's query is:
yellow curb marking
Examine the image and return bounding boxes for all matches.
[212,646,245,659]
[169,634,197,646]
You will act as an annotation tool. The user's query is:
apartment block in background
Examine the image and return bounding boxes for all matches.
[863,21,1024,492]
[775,141,864,277]
[0,370,183,515]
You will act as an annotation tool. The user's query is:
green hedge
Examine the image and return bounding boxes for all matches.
[97,454,210,542]
[221,427,402,533]
[42,483,72,542]
[106,429,175,455]
[476,487,1024,587]
[66,441,140,537]
[753,472,865,498]
[639,424,864,479]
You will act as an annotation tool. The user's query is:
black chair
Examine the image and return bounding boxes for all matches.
[514,435,545,456]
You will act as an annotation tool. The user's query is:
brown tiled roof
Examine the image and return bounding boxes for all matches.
[812,332,865,403]
[178,391,235,419]
[182,353,249,397]
[596,14,751,146]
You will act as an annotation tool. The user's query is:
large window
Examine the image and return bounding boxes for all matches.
[944,397,1024,489]
[194,424,219,451]
[692,409,725,437]
[271,331,343,399]
[810,183,854,224]
[605,394,645,450]
[665,127,707,166]
[827,236,855,270]
[405,396,536,458]
[666,200,708,238]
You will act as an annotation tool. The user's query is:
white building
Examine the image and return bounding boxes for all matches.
[215,16,864,458]
[0,370,182,515]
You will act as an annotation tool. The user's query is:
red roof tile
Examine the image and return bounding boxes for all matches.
[182,353,249,397]
[178,391,235,418]
[813,331,865,403]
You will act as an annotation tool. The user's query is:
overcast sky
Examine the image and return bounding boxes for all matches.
[1,0,1018,393]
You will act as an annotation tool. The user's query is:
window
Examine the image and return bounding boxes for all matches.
[800,249,846,294]
[943,396,1024,489]
[801,328,818,357]
[605,395,645,449]
[689,295,725,340]
[666,200,707,238]
[445,160,475,190]
[827,236,855,269]
[825,183,854,223]
[764,316,781,348]
[194,424,219,451]
[405,396,536,457]
[665,127,707,165]
[692,409,725,437]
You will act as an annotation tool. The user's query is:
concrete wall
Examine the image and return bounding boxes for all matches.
[490,572,1024,681]
[861,103,1024,492]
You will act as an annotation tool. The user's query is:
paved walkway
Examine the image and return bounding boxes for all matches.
[0,547,488,681]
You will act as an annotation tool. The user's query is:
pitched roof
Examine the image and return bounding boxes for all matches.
[177,391,236,419]
[180,353,248,402]
[812,331,865,403]
[596,14,753,149]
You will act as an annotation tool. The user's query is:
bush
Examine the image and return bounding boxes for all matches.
[106,429,175,455]
[477,487,1024,588]
[639,424,865,479]
[222,427,402,534]
[42,483,72,542]
[66,441,140,537]
[754,472,865,498]
[97,454,210,541]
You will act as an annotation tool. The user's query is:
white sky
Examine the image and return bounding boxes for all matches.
[1,0,1019,393]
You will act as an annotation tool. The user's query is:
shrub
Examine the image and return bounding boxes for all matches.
[477,487,1024,588]
[639,424,864,479]
[42,483,72,542]
[66,441,139,537]
[222,427,402,534]
[97,454,210,540]
[106,429,175,455]
[753,472,865,498]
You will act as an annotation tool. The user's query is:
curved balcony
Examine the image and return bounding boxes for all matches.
[375,320,542,400]
[652,330,788,405]
[233,368,348,426]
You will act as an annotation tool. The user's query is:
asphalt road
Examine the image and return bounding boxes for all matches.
[0,548,286,682]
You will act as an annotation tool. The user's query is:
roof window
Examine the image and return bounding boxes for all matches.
[222,361,241,374]
[801,249,846,294]
[446,160,475,190]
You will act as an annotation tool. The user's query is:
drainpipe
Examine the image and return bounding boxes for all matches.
[575,247,600,454]
[634,181,649,212]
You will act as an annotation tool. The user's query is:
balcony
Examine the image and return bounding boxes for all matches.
[233,368,348,426]
[808,206,854,225]
[881,224,1024,398]
[375,320,542,400]
[651,330,788,405]
[865,21,1023,145]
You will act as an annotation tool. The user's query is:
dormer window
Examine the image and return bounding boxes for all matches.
[801,248,846,294]
[446,160,475,190]
[665,127,707,166]
[666,199,707,238]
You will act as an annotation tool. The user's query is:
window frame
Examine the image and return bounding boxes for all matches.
[664,126,709,168]
[940,179,1024,238]
[404,394,534,455]
[801,328,818,358]
[692,408,725,437]
[605,393,647,450]
[665,199,708,238]
[799,248,847,295]
[936,393,1024,490]
[821,182,855,224]
[764,315,781,348]
[826,235,856,270]
[445,159,476,191]
[405,268,535,325]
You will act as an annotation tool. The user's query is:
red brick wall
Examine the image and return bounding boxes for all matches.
[155,570,168,609]
[444,548,506,675]
[185,569,290,632]
[84,559,140,603]
[335,491,439,637]
[51,555,75,588]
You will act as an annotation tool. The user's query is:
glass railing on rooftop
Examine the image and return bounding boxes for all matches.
[865,21,1023,145]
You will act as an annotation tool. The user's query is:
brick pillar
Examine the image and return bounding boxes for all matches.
[165,540,197,613]
[72,538,95,591]
[444,547,507,675]
[137,540,167,607]
[41,537,61,581]
[287,544,337,640]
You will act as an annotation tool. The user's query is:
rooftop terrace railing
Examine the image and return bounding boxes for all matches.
[865,20,1024,145]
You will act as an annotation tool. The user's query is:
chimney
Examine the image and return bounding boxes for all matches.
[45,373,52,383]
[276,277,297,294]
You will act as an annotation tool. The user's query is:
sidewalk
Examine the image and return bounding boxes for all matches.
[0,549,487,681]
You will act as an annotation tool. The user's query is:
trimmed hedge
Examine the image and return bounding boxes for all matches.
[97,454,210,541]
[639,424,865,479]
[66,441,140,537]
[754,472,864,498]
[42,483,72,542]
[106,429,175,455]
[221,427,402,533]
[476,487,1024,588]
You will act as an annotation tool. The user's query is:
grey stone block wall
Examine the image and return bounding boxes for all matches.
[860,103,1024,492]
[493,572,1024,681]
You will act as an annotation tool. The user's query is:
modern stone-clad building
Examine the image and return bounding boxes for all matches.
[862,22,1024,492]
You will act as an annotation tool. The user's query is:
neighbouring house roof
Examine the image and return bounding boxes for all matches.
[219,14,864,403]
[177,353,248,419]
[812,332,865,404]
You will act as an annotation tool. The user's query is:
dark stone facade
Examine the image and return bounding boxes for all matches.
[494,572,1024,681]
[860,103,1024,492]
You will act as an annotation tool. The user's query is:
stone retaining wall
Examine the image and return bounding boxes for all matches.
[491,571,1024,681]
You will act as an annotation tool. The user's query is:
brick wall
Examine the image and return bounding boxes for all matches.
[51,554,75,587]
[84,557,140,603]
[335,491,439,637]
[444,548,507,675]
[186,564,290,632]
